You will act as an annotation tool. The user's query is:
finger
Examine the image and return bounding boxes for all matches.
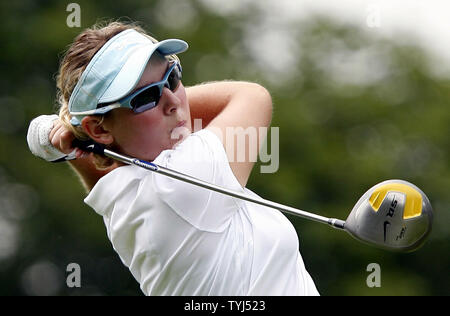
[75,148,83,159]
[52,128,74,155]
[48,122,63,141]
[75,149,91,159]
[60,130,75,152]
[52,119,59,128]
[50,127,65,150]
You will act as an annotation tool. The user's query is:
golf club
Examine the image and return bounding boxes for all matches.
[73,139,433,252]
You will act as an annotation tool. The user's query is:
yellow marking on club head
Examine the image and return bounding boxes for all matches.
[369,183,423,219]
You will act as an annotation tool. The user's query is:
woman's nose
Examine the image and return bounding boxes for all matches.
[161,87,181,114]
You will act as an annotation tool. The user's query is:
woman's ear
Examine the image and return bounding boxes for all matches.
[81,116,114,145]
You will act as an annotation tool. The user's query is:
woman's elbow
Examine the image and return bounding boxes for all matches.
[248,83,273,123]
[247,82,272,106]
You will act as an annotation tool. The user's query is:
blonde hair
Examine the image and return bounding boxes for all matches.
[56,20,179,169]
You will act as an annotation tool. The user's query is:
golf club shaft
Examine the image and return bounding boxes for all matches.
[107,148,345,229]
[75,140,346,230]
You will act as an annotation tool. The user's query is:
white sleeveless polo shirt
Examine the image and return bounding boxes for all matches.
[84,129,319,296]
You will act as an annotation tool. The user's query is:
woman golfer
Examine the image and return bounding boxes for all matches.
[27,21,319,296]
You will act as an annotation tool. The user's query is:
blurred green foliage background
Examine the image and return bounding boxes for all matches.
[0,0,448,296]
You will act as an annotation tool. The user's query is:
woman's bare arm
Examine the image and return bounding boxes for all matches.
[186,81,273,187]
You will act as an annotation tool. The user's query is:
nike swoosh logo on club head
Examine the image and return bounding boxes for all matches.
[383,221,391,243]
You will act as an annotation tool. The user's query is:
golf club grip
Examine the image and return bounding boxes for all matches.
[72,139,105,155]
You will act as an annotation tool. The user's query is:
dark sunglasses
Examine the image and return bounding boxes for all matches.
[112,61,182,113]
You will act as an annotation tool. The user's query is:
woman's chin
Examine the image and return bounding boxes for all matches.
[170,126,191,147]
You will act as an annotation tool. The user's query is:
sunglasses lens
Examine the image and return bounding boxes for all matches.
[128,63,182,114]
[168,65,181,91]
[130,86,160,113]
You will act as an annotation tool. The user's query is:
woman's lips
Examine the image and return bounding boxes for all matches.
[176,120,187,128]
[170,120,188,136]
[170,120,186,132]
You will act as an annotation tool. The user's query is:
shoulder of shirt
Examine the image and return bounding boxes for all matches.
[84,164,145,214]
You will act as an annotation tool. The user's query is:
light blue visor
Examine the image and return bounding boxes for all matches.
[68,29,188,125]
